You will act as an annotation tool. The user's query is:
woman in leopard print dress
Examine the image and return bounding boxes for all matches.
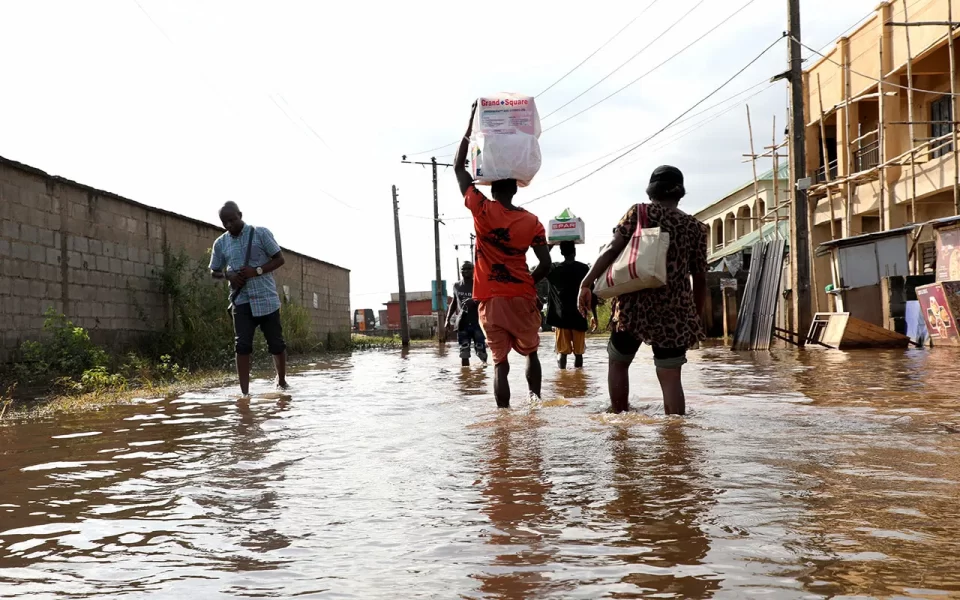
[579,166,708,415]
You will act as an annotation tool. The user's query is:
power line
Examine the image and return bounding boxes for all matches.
[800,0,927,99]
[129,0,363,212]
[617,83,778,171]
[541,0,762,134]
[792,35,960,97]
[541,77,772,183]
[540,0,707,121]
[537,0,662,97]
[277,94,333,151]
[130,0,338,154]
[519,35,785,207]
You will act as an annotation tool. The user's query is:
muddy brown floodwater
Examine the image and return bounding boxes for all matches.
[2,337,960,599]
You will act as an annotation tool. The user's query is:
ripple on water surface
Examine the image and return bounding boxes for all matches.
[1,339,960,598]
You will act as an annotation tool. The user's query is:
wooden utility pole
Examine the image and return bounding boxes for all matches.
[787,0,812,345]
[432,157,444,342]
[392,185,410,347]
[401,155,454,343]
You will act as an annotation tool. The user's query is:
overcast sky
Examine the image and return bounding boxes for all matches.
[0,0,879,310]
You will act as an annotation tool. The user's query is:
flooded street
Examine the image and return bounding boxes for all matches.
[1,337,960,599]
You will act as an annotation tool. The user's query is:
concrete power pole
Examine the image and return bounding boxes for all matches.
[392,185,410,347]
[787,0,813,345]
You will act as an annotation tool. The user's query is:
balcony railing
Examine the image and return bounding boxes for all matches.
[854,138,880,172]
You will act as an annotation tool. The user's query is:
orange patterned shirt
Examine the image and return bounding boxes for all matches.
[465,186,547,301]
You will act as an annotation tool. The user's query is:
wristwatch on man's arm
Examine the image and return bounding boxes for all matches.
[256,266,263,276]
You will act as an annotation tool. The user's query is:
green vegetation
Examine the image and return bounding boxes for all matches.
[0,246,395,412]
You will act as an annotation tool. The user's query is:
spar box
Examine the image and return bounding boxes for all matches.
[548,209,585,244]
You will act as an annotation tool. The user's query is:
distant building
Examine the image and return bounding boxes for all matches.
[693,166,790,338]
[803,0,960,311]
[383,291,451,331]
[693,165,790,271]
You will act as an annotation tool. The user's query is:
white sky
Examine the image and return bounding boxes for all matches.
[0,0,879,311]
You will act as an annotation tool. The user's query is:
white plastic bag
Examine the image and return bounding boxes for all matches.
[470,93,542,187]
[593,204,669,299]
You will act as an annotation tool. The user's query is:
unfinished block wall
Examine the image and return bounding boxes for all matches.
[0,157,350,358]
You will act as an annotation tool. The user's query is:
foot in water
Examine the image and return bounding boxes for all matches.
[276,379,290,391]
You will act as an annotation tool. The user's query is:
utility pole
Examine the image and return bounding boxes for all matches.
[392,185,410,347]
[400,155,455,344]
[787,0,812,345]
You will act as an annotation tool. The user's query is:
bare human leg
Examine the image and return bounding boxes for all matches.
[237,354,252,397]
[526,352,542,399]
[274,351,288,389]
[557,354,567,369]
[574,354,584,369]
[494,361,511,408]
[656,367,685,415]
[608,358,630,413]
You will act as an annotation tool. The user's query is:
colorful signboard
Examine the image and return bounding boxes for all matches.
[936,225,960,282]
[916,283,959,345]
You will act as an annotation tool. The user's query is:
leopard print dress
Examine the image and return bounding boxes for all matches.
[610,203,709,349]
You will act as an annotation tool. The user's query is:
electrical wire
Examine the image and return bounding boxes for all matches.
[541,77,772,183]
[537,0,663,97]
[793,35,960,98]
[801,0,928,97]
[541,0,762,134]
[519,35,785,207]
[617,83,779,172]
[540,0,706,120]
[130,0,365,213]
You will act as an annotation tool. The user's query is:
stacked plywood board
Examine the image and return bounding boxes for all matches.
[808,313,911,349]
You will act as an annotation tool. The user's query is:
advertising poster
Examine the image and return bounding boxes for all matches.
[916,283,958,344]
[936,226,960,282]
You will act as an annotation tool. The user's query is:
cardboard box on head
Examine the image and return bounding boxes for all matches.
[548,209,585,245]
[470,93,542,188]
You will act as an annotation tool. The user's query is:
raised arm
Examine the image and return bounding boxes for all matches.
[454,102,478,196]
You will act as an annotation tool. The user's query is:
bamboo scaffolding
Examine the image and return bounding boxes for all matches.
[950,0,960,216]
[807,130,956,193]
[904,0,918,229]
[844,55,854,238]
[879,32,887,231]
[773,116,781,240]
[746,105,763,240]
[816,74,838,240]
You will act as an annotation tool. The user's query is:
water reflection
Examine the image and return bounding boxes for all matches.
[553,370,588,401]
[2,341,960,598]
[602,424,719,598]
[473,413,559,599]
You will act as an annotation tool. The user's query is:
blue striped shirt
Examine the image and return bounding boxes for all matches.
[209,224,282,317]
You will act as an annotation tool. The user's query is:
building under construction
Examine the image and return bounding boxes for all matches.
[802,0,960,314]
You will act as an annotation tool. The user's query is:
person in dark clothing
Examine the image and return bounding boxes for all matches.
[547,242,598,369]
[446,261,488,366]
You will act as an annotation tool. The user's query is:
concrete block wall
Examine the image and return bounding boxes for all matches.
[0,156,350,359]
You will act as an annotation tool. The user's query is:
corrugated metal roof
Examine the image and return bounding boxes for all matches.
[816,225,916,252]
[708,219,791,263]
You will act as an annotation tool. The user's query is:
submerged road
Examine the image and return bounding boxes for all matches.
[1,337,959,599]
